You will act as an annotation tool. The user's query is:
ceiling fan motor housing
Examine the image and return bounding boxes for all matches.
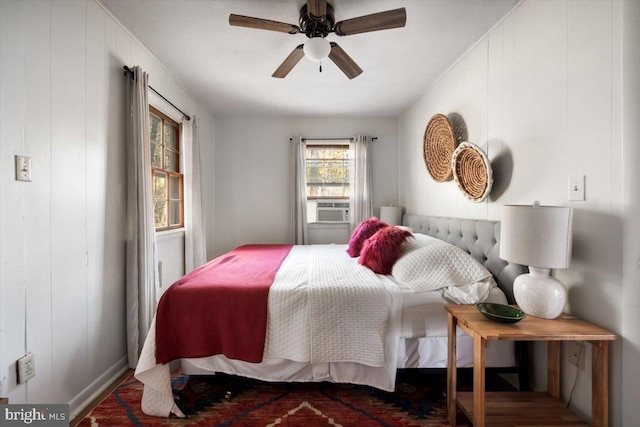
[299,4,335,38]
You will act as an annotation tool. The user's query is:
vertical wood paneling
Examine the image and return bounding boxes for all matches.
[621,2,640,423]
[85,0,110,377]
[0,0,213,411]
[0,0,3,398]
[421,42,489,219]
[405,104,425,215]
[456,42,489,220]
[214,116,397,253]
[398,1,624,425]
[610,1,622,213]
[565,2,618,423]
[0,0,27,402]
[567,0,613,210]
[116,24,132,67]
[509,0,537,202]
[23,0,53,404]
[497,11,516,208]
[50,0,88,403]
[564,0,619,304]
[486,22,504,219]
[104,13,127,360]
[533,0,568,205]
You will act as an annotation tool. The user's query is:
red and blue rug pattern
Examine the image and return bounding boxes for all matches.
[77,370,472,426]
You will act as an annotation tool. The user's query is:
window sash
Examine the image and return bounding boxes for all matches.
[305,144,351,200]
[150,106,184,231]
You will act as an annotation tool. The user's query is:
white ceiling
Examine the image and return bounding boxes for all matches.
[101,0,518,117]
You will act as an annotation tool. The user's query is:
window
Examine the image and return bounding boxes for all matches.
[305,144,351,199]
[150,106,183,230]
[305,142,352,223]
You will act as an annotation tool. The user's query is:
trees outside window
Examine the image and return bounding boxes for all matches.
[305,144,351,199]
[305,143,352,223]
[150,106,183,230]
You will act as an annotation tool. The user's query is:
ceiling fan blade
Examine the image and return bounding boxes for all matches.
[272,45,305,78]
[328,42,363,79]
[307,0,327,19]
[229,14,300,34]
[334,8,406,36]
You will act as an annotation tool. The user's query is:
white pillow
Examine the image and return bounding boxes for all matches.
[392,238,492,293]
[441,277,497,304]
[400,232,437,254]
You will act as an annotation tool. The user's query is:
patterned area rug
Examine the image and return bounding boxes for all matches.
[77,370,473,426]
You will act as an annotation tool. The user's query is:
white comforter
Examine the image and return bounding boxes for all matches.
[134,244,403,417]
[268,245,392,366]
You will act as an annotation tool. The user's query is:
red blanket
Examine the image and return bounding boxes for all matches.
[155,244,293,364]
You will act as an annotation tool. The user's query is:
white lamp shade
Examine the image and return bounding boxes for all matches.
[499,204,573,269]
[303,37,331,61]
[379,206,402,226]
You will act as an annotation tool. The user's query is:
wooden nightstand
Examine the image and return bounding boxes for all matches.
[445,304,617,427]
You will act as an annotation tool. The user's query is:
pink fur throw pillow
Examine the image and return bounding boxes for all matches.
[358,227,413,275]
[347,217,389,257]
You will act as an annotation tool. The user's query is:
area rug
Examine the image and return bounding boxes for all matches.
[77,370,473,426]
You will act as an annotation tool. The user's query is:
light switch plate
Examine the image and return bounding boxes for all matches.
[15,155,32,182]
[568,175,585,201]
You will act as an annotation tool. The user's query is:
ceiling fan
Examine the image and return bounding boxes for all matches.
[229,0,406,79]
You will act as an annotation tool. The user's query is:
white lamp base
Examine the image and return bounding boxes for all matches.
[513,267,567,319]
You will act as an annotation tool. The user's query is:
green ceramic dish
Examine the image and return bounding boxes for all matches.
[476,303,526,324]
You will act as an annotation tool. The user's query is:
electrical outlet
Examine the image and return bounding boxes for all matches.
[17,353,35,384]
[568,341,585,370]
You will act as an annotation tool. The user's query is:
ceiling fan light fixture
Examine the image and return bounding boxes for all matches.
[303,37,331,61]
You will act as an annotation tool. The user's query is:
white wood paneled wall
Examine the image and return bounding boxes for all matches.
[398,0,628,425]
[213,116,399,256]
[0,0,214,415]
[621,1,640,426]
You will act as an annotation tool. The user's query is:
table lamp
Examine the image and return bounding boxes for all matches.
[379,205,402,226]
[499,202,574,319]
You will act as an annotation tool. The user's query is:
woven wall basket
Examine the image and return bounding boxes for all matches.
[451,142,493,202]
[423,114,457,182]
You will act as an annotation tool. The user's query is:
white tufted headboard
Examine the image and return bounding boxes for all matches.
[402,214,527,303]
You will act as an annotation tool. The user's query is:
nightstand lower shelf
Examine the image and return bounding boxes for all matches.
[457,392,589,426]
[446,305,617,426]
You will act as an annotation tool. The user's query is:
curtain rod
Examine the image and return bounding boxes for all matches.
[123,66,191,121]
[289,137,378,142]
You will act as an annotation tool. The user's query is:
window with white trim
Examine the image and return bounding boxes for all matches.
[150,106,184,230]
[305,142,352,223]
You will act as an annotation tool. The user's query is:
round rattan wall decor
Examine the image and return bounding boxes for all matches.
[451,142,493,203]
[423,114,457,182]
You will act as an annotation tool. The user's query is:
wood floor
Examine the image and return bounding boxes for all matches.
[70,369,133,427]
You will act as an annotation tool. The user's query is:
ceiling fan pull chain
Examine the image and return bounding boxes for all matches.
[319,61,323,73]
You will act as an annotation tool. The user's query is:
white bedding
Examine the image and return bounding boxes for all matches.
[396,286,515,369]
[267,245,393,366]
[136,244,403,417]
[398,285,507,338]
[134,241,512,418]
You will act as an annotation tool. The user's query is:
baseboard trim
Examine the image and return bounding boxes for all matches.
[68,357,129,419]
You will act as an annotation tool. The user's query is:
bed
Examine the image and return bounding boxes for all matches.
[134,214,527,418]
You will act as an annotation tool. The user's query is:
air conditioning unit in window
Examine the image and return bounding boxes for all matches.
[316,200,350,223]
